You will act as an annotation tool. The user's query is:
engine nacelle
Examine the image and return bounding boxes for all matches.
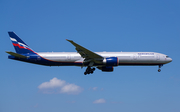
[97,66,114,72]
[103,57,118,66]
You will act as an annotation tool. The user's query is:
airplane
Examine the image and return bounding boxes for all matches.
[6,32,172,75]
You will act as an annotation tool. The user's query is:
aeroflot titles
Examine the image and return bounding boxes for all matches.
[138,53,154,55]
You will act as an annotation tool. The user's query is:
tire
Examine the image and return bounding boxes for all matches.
[158,69,161,72]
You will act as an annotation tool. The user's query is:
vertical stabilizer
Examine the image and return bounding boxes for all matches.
[8,32,36,54]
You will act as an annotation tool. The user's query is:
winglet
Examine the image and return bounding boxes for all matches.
[66,39,73,42]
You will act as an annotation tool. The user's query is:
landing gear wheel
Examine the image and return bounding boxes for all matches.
[84,67,96,75]
[90,70,94,74]
[158,69,161,72]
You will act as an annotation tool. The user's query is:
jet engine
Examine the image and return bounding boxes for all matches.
[103,57,118,66]
[97,66,114,72]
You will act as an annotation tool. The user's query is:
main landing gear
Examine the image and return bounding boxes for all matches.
[84,66,96,75]
[158,64,163,72]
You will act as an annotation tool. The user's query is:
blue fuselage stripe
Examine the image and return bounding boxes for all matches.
[8,55,83,66]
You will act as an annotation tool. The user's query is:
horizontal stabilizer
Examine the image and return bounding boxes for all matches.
[6,51,27,58]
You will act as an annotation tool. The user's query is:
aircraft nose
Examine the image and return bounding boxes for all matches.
[167,58,172,63]
[170,58,172,62]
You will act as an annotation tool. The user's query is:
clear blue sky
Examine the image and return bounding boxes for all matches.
[1,0,180,112]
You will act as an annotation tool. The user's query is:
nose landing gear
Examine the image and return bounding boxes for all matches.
[84,66,96,75]
[158,64,163,72]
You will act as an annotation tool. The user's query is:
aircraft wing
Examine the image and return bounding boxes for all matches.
[66,39,103,61]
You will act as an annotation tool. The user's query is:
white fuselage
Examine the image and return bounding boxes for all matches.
[37,52,172,66]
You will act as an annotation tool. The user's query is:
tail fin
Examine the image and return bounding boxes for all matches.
[8,32,36,54]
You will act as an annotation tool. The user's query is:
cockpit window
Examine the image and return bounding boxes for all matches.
[166,56,169,58]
